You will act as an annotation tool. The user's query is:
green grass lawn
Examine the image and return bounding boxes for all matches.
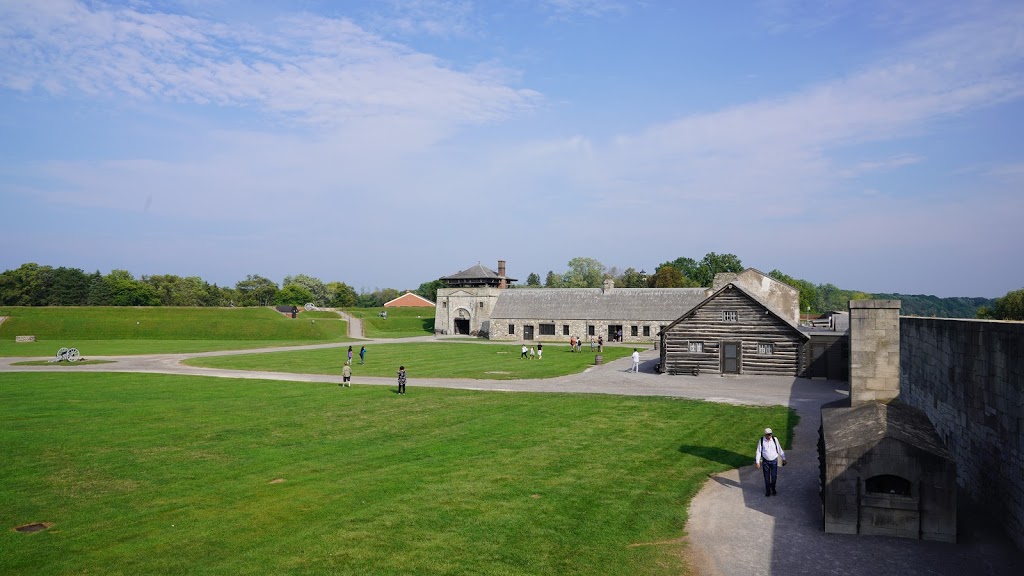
[0,372,793,576]
[185,342,639,380]
[0,307,351,356]
[347,307,435,338]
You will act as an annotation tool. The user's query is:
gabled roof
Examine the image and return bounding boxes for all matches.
[661,282,808,339]
[821,401,952,458]
[384,292,436,307]
[490,288,708,321]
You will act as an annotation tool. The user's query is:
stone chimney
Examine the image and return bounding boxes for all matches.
[848,300,901,406]
[603,278,614,293]
[497,260,507,289]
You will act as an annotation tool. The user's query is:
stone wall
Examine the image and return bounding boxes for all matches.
[434,287,503,337]
[900,317,1024,550]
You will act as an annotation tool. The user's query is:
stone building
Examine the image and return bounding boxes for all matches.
[434,261,515,336]
[487,280,708,343]
[820,300,957,542]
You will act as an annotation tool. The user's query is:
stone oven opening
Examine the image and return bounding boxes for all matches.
[866,474,912,496]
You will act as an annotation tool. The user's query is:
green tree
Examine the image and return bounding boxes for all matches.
[415,280,443,303]
[692,252,744,287]
[235,275,278,307]
[526,273,541,287]
[617,267,648,288]
[980,288,1024,320]
[283,274,328,306]
[650,264,685,288]
[564,257,607,288]
[661,257,700,283]
[544,271,563,288]
[326,281,358,308]
[106,269,160,306]
[276,284,313,307]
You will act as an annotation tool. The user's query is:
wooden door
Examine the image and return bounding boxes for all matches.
[721,341,740,374]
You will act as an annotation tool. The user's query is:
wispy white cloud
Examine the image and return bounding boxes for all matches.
[0,0,540,127]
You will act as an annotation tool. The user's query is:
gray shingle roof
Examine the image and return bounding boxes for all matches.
[490,288,708,321]
[443,263,500,280]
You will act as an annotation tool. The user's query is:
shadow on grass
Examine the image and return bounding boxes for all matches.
[677,445,749,468]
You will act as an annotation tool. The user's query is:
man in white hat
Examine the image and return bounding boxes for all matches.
[755,427,786,497]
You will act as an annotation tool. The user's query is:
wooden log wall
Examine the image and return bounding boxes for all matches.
[661,288,804,376]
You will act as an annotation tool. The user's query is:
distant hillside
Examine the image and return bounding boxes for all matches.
[870,294,995,318]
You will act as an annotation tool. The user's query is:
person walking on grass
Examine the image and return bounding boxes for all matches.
[631,348,640,372]
[537,342,543,360]
[348,345,353,364]
[341,361,352,387]
[521,343,529,359]
[359,345,366,364]
[529,346,536,359]
[397,365,407,395]
[755,427,787,497]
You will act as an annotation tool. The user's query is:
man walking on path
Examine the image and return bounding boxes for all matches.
[631,349,640,372]
[755,427,786,496]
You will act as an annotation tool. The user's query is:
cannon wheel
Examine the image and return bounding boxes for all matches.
[67,348,81,362]
[692,366,700,376]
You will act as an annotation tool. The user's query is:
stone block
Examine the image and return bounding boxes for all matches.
[15,335,35,343]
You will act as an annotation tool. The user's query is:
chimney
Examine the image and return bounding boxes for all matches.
[498,260,507,289]
[848,299,901,406]
[603,278,614,293]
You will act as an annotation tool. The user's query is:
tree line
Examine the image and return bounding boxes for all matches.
[2,259,1017,320]
[517,253,1015,320]
[0,264,437,309]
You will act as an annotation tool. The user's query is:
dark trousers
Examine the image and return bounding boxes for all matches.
[398,382,406,394]
[762,459,778,494]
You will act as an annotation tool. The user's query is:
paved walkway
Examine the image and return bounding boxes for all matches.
[1,343,1020,575]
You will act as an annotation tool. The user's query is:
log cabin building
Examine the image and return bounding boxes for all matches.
[658,282,809,376]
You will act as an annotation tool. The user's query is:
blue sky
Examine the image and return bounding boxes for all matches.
[2,0,1022,298]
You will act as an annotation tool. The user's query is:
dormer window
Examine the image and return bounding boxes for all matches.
[722,311,737,322]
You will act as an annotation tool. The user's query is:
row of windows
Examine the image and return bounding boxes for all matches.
[508,324,657,337]
[441,301,485,308]
[686,342,775,354]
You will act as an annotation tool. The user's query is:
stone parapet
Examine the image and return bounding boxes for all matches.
[900,317,1024,550]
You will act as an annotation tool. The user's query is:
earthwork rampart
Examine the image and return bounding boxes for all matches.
[899,317,1024,549]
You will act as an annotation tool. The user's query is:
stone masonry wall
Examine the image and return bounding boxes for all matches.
[900,317,1024,550]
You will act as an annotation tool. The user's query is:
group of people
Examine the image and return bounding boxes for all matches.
[340,344,408,395]
[520,343,543,359]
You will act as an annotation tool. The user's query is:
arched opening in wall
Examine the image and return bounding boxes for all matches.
[454,308,471,335]
[865,474,912,496]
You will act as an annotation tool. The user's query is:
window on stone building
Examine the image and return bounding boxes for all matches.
[442,302,447,308]
[508,324,515,335]
[723,311,737,322]
[562,325,570,336]
[758,343,774,355]
[479,302,484,308]
[588,325,595,336]
[539,324,555,336]
[643,326,651,337]
[688,342,703,353]
[631,326,638,337]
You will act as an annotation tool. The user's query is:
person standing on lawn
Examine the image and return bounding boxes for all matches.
[755,427,787,496]
[341,361,352,387]
[348,346,353,364]
[359,345,366,364]
[397,365,407,395]
[537,342,543,360]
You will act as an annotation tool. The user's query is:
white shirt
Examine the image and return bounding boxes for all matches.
[632,351,640,363]
[755,435,785,464]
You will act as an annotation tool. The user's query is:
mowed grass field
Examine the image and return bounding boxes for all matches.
[0,307,351,356]
[0,372,794,575]
[185,342,638,380]
[347,307,435,338]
